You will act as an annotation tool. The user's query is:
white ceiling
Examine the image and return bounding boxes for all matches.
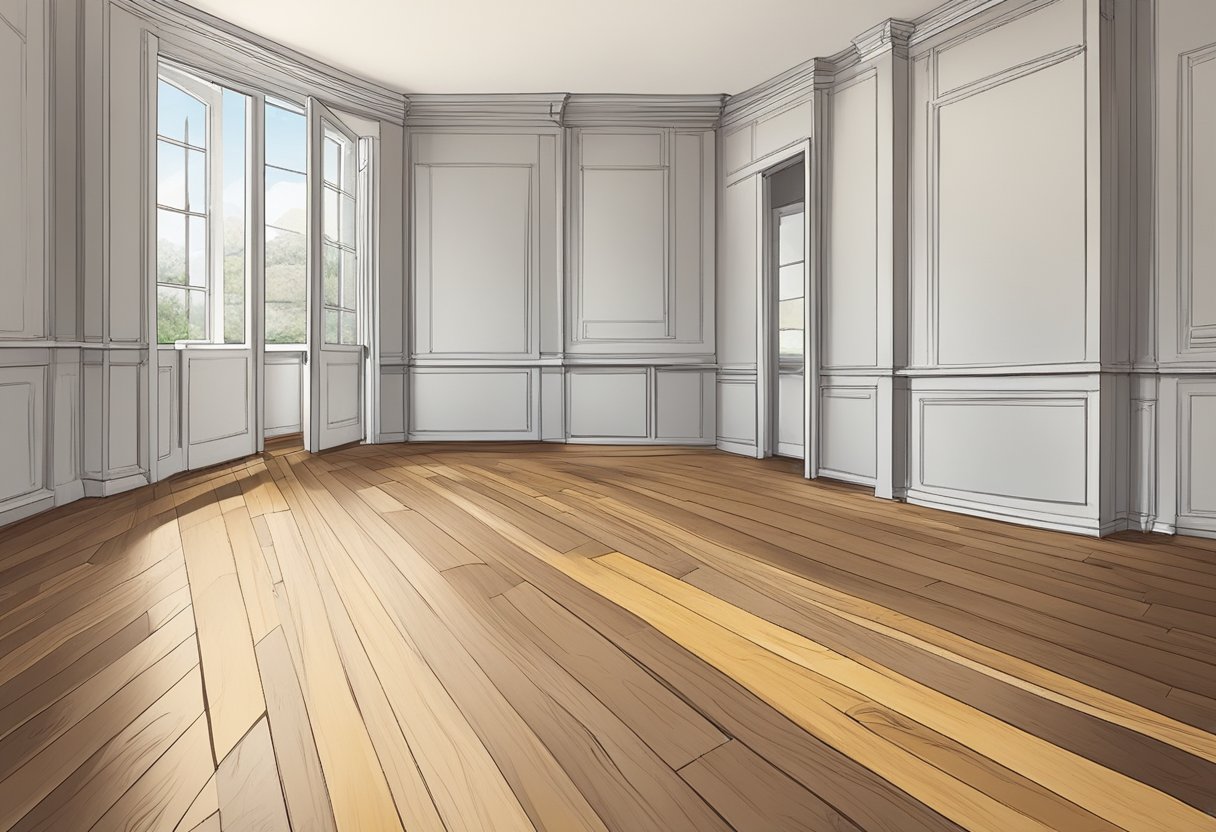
[179,0,945,95]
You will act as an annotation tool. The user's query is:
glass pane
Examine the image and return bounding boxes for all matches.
[265,228,307,344]
[222,89,248,345]
[265,168,306,233]
[342,250,357,311]
[158,80,206,148]
[187,215,207,287]
[323,243,340,306]
[266,301,307,345]
[156,141,185,210]
[156,210,186,285]
[323,308,339,345]
[324,137,340,185]
[157,285,188,343]
[779,328,804,358]
[186,148,206,212]
[265,102,306,173]
[340,194,356,246]
[778,210,804,266]
[188,289,207,340]
[779,298,803,334]
[340,310,357,345]
[323,186,338,241]
[778,264,803,302]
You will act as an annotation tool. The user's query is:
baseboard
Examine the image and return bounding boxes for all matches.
[54,479,85,505]
[906,492,1103,537]
[0,490,56,528]
[265,425,303,438]
[82,472,149,498]
[716,439,759,457]
[374,433,407,444]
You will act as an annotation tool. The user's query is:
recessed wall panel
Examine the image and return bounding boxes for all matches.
[580,168,667,334]
[425,164,532,355]
[567,370,648,439]
[936,56,1086,366]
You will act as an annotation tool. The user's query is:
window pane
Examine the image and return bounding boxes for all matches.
[323,243,340,306]
[778,211,803,266]
[342,250,357,311]
[157,141,185,210]
[340,310,356,345]
[156,210,186,285]
[265,227,307,344]
[323,308,339,345]
[187,215,207,287]
[779,298,803,330]
[324,136,340,185]
[188,289,207,340]
[323,186,338,241]
[157,285,187,343]
[265,103,306,173]
[340,194,355,246]
[778,264,803,302]
[266,301,306,345]
[187,148,206,212]
[266,168,306,234]
[779,328,803,358]
[158,80,206,148]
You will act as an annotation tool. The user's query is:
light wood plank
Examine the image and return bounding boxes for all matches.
[181,515,265,762]
[217,716,290,832]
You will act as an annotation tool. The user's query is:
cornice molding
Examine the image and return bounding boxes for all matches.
[852,18,916,62]
[563,94,725,129]
[404,94,568,127]
[116,0,407,124]
[909,0,1007,45]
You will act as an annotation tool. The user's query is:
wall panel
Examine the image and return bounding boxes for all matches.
[819,385,876,483]
[569,128,713,354]
[824,74,878,369]
[410,368,536,439]
[567,369,649,439]
[934,55,1086,366]
[0,0,45,340]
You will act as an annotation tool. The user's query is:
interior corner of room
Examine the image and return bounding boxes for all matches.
[0,0,1213,543]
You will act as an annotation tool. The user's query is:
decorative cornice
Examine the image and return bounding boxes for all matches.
[852,18,917,62]
[723,58,818,126]
[116,0,407,124]
[562,94,725,129]
[909,0,1007,46]
[404,94,568,128]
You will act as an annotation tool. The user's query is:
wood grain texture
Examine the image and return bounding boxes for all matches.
[181,514,265,762]
[217,716,290,832]
[2,442,1214,831]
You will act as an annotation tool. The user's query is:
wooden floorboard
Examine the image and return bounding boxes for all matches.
[1,442,1214,830]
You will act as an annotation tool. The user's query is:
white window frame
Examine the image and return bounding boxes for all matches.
[156,63,250,348]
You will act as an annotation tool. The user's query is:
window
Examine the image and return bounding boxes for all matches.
[155,66,249,345]
[321,127,360,345]
[776,207,805,359]
[265,98,308,345]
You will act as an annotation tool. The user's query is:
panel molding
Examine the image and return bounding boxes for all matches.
[1178,42,1216,354]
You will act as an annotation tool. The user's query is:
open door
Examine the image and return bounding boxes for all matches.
[153,64,257,475]
[305,98,368,451]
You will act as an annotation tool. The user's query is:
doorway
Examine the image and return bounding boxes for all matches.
[151,60,375,481]
[765,160,807,460]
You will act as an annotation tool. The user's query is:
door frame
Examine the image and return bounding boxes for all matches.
[755,140,816,476]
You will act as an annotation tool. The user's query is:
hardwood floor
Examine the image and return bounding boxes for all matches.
[1,440,1215,831]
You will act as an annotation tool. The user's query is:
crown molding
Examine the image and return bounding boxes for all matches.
[852,18,917,62]
[404,93,568,127]
[116,0,407,124]
[909,0,1007,45]
[563,94,725,129]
